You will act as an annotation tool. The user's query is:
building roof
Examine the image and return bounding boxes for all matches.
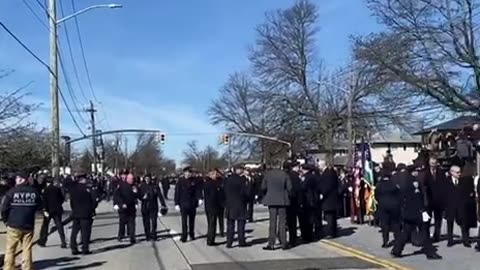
[370,131,421,144]
[413,115,480,135]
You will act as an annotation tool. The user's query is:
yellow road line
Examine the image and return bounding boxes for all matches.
[321,239,414,270]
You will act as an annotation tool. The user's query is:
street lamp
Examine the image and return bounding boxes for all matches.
[56,4,123,24]
[316,80,354,167]
[49,1,122,178]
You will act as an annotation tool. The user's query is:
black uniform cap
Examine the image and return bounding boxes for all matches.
[183,166,192,172]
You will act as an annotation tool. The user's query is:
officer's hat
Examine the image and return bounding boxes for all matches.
[182,166,192,173]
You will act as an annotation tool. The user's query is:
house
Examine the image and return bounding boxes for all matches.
[369,131,421,165]
[413,115,480,142]
[306,131,422,166]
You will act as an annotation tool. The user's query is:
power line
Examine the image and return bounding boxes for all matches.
[71,0,99,103]
[58,0,89,103]
[0,19,86,136]
[21,0,49,29]
[21,2,89,126]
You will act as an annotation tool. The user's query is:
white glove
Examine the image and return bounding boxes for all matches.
[319,194,324,200]
[422,212,430,222]
[175,205,180,212]
[135,204,138,209]
[255,195,259,200]
[348,187,353,192]
[113,205,119,211]
[198,199,204,206]
[158,211,162,217]
[43,211,49,218]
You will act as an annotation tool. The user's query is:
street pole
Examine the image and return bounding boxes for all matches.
[124,137,128,169]
[87,101,97,174]
[49,0,60,178]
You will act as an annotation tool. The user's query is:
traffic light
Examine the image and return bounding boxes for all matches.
[160,133,166,144]
[156,132,166,144]
[222,134,230,145]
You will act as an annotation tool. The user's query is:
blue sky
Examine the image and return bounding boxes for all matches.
[0,0,381,164]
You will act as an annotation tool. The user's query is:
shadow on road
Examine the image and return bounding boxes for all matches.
[92,243,131,254]
[336,227,357,238]
[58,261,106,270]
[33,256,80,269]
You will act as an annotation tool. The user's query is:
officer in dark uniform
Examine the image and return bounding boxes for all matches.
[69,174,97,255]
[174,167,203,242]
[374,171,401,248]
[203,169,225,246]
[139,174,167,241]
[318,166,339,239]
[224,165,251,248]
[285,161,302,246]
[298,164,318,243]
[161,176,171,200]
[391,169,442,260]
[114,173,139,244]
[38,177,67,248]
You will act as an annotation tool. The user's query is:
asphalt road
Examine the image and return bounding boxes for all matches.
[13,198,386,270]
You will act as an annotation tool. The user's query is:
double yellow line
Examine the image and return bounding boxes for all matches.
[321,239,414,270]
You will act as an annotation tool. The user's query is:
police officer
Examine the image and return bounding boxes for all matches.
[139,174,168,241]
[114,173,139,244]
[391,169,442,260]
[203,169,225,246]
[69,174,97,255]
[1,172,43,270]
[174,167,203,242]
[374,172,401,248]
[38,177,67,248]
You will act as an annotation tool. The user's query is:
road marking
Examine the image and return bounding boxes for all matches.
[321,239,414,270]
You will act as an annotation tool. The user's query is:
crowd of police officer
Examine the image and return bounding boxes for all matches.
[374,154,480,260]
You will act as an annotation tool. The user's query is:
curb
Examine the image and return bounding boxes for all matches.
[321,239,414,270]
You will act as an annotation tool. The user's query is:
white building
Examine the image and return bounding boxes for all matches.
[369,132,421,165]
[306,131,421,166]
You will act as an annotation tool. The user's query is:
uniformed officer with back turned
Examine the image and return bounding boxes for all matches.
[69,174,97,255]
[38,177,67,249]
[391,169,442,260]
[139,174,168,241]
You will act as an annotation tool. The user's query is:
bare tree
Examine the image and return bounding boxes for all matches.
[182,141,228,173]
[355,0,480,113]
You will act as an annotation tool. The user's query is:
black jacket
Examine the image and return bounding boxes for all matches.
[174,176,203,210]
[299,172,318,208]
[224,174,250,220]
[318,168,339,212]
[1,184,43,231]
[445,176,477,228]
[203,177,225,215]
[375,179,401,212]
[70,182,97,219]
[42,183,64,216]
[139,182,166,212]
[397,172,426,223]
[114,181,139,213]
[288,171,302,206]
[419,167,448,210]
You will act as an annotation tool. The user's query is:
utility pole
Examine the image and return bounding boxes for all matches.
[86,101,97,174]
[49,0,60,178]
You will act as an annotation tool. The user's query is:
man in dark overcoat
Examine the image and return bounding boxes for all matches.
[445,165,477,247]
[418,156,448,242]
[224,165,251,248]
[318,166,339,238]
